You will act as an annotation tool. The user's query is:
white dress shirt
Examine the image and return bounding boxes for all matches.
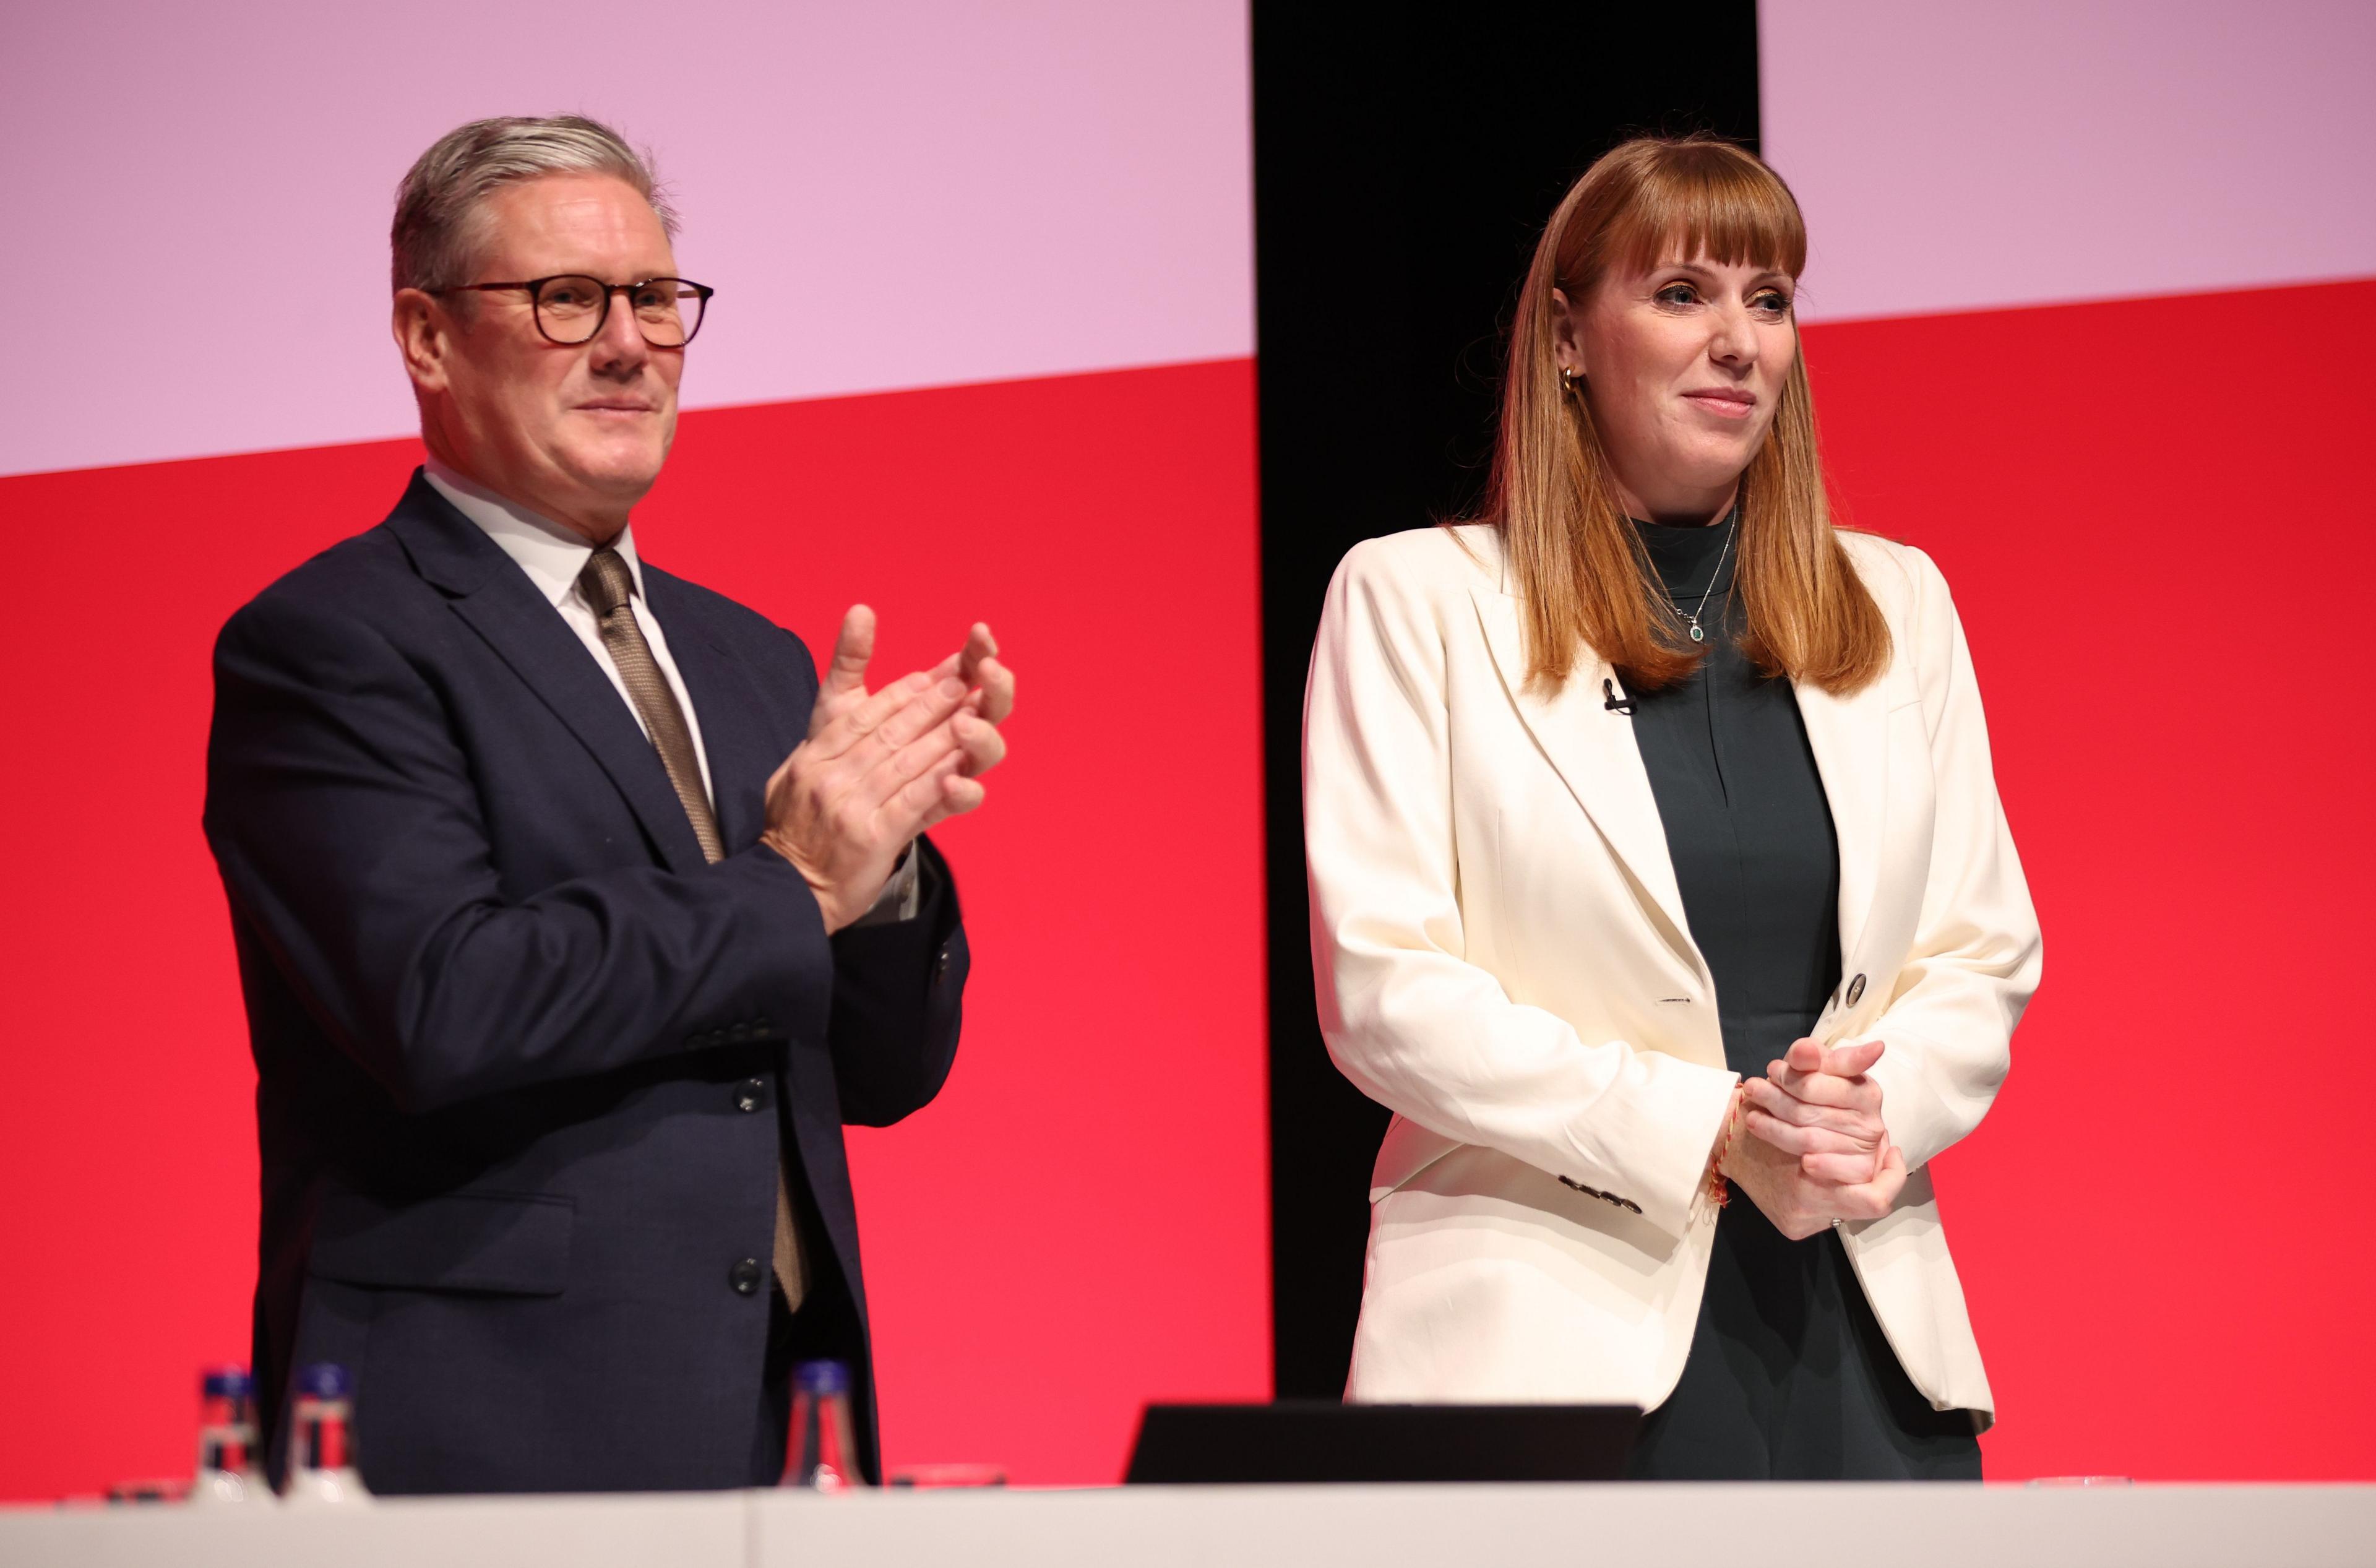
[426,459,715,800]
[423,460,916,920]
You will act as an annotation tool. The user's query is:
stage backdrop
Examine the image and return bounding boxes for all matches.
[0,1,1262,1499]
[9,0,2376,1504]
[1764,0,2376,1478]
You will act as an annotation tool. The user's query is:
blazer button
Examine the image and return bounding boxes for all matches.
[1846,973,1867,1007]
[933,949,952,985]
[729,1258,764,1296]
[734,1077,766,1113]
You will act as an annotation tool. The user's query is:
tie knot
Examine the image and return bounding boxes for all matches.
[579,547,635,618]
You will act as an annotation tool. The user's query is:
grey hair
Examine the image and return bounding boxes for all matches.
[391,114,678,294]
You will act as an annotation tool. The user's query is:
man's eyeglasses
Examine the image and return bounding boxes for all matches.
[431,275,714,347]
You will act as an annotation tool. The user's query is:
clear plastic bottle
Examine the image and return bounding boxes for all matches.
[282,1363,370,1506]
[189,1364,267,1506]
[781,1359,864,1491]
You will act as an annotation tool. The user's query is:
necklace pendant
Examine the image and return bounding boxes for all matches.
[1689,623,1706,643]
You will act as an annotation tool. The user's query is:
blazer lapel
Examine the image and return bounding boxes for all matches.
[1468,587,1695,957]
[384,476,710,874]
[643,571,783,854]
[1794,673,1892,983]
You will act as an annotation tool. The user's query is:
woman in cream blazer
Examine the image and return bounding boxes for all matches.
[1302,137,2040,1478]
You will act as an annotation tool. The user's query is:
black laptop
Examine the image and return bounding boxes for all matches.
[1124,1402,1641,1484]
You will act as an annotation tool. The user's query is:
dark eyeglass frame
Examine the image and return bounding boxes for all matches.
[430,274,715,347]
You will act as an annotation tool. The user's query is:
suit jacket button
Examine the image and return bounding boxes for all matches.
[1846,973,1867,1006]
[933,949,951,984]
[729,1258,764,1296]
[734,1078,766,1113]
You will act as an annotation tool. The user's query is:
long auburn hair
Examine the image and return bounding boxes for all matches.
[1481,134,1888,696]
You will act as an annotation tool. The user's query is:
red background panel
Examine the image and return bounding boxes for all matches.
[1804,277,2376,1479]
[11,278,2375,1495]
[0,358,1268,1499]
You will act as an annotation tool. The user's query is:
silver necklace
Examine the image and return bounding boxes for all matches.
[1677,517,1738,643]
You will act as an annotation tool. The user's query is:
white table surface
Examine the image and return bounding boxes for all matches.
[6,1481,2372,1567]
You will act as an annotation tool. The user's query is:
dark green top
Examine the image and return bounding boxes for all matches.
[1625,517,1841,1081]
[1620,514,1979,1481]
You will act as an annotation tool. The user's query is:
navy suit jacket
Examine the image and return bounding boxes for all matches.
[202,472,966,1493]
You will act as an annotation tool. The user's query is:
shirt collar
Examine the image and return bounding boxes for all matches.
[421,457,644,610]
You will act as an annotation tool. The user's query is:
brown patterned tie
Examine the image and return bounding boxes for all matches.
[579,548,724,863]
[578,547,806,1309]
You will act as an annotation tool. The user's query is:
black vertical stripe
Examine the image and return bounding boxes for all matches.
[1254,2,1765,1398]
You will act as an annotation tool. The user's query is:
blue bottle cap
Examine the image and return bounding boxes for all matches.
[296,1363,352,1399]
[201,1365,254,1399]
[794,1359,850,1396]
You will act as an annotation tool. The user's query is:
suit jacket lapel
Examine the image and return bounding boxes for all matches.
[1468,586,1696,957]
[642,571,782,854]
[1795,673,1892,978]
[383,475,710,874]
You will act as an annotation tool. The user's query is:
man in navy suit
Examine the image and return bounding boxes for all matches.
[202,115,1015,1493]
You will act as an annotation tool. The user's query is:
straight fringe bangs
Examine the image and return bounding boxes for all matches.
[1480,136,1889,697]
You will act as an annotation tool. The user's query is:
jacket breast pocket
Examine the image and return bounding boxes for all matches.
[308,1186,574,1297]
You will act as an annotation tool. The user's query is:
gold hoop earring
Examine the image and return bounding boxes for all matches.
[1560,368,1580,395]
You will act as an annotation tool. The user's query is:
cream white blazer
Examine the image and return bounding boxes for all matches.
[1302,523,2041,1426]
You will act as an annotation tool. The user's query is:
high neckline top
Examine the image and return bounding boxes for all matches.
[1613,510,1966,1480]
[1621,507,1834,1083]
[1631,510,1741,605]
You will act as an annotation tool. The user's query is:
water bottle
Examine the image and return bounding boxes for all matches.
[189,1364,267,1506]
[781,1359,863,1491]
[282,1363,370,1506]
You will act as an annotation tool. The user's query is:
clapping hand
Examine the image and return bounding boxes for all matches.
[1721,1037,1908,1240]
[761,606,1015,933]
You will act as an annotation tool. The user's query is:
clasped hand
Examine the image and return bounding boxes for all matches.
[760,606,1015,934]
[1721,1038,1907,1241]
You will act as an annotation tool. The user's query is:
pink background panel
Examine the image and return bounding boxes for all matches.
[1,0,1252,478]
[1760,0,2376,322]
